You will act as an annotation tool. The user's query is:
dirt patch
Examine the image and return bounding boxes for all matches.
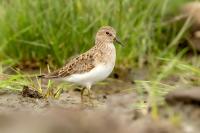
[21,86,43,99]
[0,79,136,112]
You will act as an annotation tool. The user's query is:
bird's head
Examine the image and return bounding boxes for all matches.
[95,26,123,46]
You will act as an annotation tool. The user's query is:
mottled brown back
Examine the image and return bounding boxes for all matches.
[42,52,95,78]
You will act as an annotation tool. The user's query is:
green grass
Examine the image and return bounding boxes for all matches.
[0,0,200,114]
[0,0,192,67]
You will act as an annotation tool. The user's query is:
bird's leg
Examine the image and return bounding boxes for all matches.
[81,87,86,102]
[81,85,95,106]
[87,86,95,106]
[88,89,92,99]
[86,85,92,99]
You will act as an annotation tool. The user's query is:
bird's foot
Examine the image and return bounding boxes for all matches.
[81,89,97,107]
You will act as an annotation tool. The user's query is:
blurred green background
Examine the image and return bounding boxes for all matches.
[0,0,194,68]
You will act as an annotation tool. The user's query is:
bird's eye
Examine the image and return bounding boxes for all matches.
[106,32,112,36]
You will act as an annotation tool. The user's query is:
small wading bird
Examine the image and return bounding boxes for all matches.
[39,26,123,102]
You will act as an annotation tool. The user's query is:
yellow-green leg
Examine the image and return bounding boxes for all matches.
[81,87,86,102]
[87,86,95,106]
[81,85,94,106]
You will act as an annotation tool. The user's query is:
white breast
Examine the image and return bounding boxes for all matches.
[64,43,116,87]
[64,63,115,87]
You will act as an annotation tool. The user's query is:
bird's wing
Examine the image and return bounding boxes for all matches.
[41,52,95,79]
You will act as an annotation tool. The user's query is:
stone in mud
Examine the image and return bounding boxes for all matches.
[182,2,200,29]
[188,30,200,51]
[165,88,200,133]
[181,2,200,51]
[21,86,43,99]
[165,88,200,106]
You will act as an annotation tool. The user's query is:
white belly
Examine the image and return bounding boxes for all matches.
[63,43,116,87]
[63,63,115,87]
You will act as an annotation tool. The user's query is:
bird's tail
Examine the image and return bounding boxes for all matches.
[37,74,46,78]
[37,74,57,79]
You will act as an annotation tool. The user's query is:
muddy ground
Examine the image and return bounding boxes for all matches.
[0,72,200,133]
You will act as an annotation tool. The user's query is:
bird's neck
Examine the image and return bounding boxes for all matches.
[95,39,114,50]
[92,40,116,65]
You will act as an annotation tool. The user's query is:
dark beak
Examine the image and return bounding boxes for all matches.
[114,36,124,47]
